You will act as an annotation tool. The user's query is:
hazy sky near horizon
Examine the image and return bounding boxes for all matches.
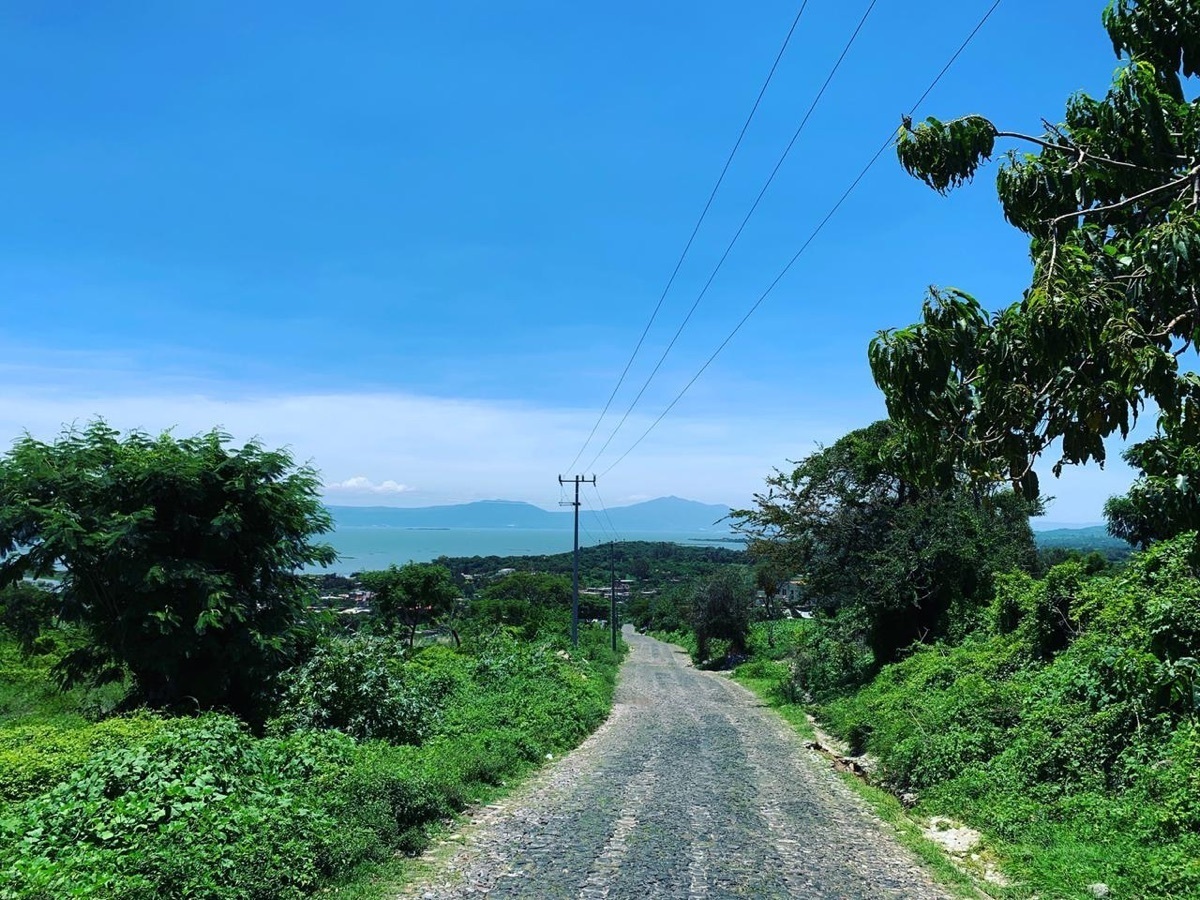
[1,1,1149,523]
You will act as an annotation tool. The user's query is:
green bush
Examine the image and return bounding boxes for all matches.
[786,535,1200,897]
[271,634,439,744]
[2,715,336,898]
[0,625,627,899]
[0,713,167,802]
[786,614,875,703]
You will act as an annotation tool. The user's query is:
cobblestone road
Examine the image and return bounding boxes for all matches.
[400,630,955,899]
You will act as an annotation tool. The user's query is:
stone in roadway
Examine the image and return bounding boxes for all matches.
[400,629,956,899]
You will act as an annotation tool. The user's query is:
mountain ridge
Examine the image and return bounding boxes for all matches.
[327,496,733,533]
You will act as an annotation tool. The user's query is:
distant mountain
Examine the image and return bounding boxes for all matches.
[601,496,731,532]
[327,496,732,533]
[1034,525,1133,558]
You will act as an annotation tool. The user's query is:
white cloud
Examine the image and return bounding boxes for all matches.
[0,380,855,511]
[0,362,1141,522]
[325,476,415,495]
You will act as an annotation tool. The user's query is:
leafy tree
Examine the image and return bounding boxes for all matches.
[0,422,336,718]
[1105,429,1200,546]
[0,581,58,654]
[360,562,458,647]
[691,568,752,663]
[754,561,787,647]
[870,1,1200,507]
[732,422,1038,664]
[625,581,689,634]
[471,571,571,637]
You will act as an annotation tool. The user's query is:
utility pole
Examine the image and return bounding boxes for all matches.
[558,474,596,647]
[610,540,617,652]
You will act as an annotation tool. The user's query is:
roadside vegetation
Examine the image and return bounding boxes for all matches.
[433,541,747,597]
[637,529,1200,895]
[0,424,624,899]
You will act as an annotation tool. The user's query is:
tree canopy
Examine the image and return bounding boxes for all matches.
[691,568,753,663]
[870,0,1200,509]
[732,422,1037,664]
[0,422,336,717]
[360,562,458,647]
[472,571,574,637]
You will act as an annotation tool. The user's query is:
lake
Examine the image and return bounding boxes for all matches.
[315,526,742,573]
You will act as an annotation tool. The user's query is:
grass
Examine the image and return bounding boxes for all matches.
[0,632,126,729]
[0,623,628,899]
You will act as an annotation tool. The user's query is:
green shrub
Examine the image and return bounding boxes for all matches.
[786,614,874,702]
[0,619,626,898]
[0,713,167,802]
[1,715,337,898]
[271,634,439,744]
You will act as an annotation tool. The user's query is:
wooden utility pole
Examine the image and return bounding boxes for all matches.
[558,474,596,647]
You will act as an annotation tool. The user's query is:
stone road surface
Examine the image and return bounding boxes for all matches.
[399,629,956,899]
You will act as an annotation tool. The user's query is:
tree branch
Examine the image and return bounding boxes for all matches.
[994,130,1166,173]
[1047,165,1200,229]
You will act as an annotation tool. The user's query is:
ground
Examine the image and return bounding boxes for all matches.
[398,629,956,899]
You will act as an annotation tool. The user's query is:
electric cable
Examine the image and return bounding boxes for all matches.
[563,1,811,474]
[597,0,1005,478]
[584,0,881,472]
[590,483,626,545]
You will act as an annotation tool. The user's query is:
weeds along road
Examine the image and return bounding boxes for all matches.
[401,629,953,900]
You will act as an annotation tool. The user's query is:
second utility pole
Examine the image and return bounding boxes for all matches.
[558,474,596,647]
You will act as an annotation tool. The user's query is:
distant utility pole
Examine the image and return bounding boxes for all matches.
[610,540,617,652]
[558,474,596,647]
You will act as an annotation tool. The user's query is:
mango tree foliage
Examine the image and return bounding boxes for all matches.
[0,422,336,718]
[872,0,1200,502]
[1105,429,1200,545]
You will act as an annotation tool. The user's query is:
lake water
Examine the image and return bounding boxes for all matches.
[316,526,742,573]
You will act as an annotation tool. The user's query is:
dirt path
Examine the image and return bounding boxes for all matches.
[399,630,955,899]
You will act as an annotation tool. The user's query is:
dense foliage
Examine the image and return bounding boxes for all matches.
[732,421,1037,664]
[0,423,335,719]
[813,536,1200,895]
[872,0,1200,514]
[0,623,624,899]
[436,541,746,595]
[271,634,441,744]
[1104,429,1200,546]
[471,571,576,638]
[359,563,458,647]
[690,568,753,661]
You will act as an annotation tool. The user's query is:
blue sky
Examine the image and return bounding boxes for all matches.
[0,1,1147,522]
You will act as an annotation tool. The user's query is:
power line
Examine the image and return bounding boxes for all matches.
[580,489,611,545]
[563,1,811,474]
[584,0,881,472]
[590,483,625,545]
[598,0,1005,478]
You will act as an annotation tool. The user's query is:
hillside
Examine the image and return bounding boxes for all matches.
[1033,524,1133,561]
[327,496,732,533]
